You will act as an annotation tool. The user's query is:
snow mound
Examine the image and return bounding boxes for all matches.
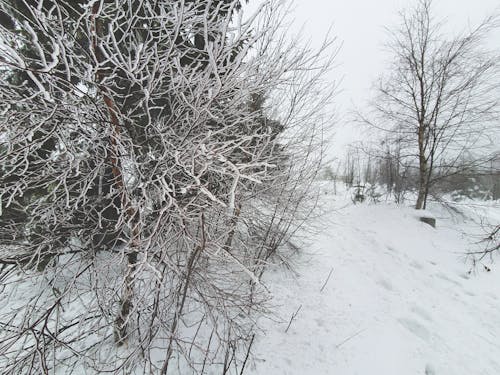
[251,195,500,375]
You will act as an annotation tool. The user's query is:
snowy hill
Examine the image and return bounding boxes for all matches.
[250,188,500,375]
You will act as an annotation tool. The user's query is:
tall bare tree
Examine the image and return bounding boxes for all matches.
[362,0,499,209]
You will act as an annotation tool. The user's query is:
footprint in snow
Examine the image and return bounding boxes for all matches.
[425,363,436,375]
[410,305,433,322]
[376,278,394,292]
[434,272,462,287]
[486,292,498,301]
[410,260,424,270]
[459,272,470,280]
[398,317,430,341]
[462,289,476,297]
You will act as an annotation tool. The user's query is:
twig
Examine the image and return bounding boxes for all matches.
[320,267,334,292]
[239,334,255,375]
[285,305,302,333]
[335,328,366,349]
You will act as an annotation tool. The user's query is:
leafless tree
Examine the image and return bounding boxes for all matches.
[0,0,336,373]
[360,0,500,209]
[374,139,414,203]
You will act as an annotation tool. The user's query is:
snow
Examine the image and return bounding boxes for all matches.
[1,184,498,374]
[250,186,500,375]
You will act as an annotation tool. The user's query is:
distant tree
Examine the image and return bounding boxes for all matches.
[361,0,499,209]
[343,147,360,186]
[375,139,414,204]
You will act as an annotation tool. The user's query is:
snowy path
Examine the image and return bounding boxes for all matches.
[251,198,500,375]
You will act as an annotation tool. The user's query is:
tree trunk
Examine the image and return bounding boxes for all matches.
[415,167,427,209]
[91,3,138,345]
[416,125,428,210]
[114,250,138,345]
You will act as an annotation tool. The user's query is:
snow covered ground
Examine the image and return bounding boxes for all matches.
[250,186,500,375]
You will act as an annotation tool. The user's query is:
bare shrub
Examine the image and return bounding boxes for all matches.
[0,1,337,373]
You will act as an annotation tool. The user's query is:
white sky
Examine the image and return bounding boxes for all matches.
[245,0,500,159]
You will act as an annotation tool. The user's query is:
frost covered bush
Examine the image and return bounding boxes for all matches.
[0,1,335,373]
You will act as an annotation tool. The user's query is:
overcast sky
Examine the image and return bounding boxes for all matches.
[246,0,500,158]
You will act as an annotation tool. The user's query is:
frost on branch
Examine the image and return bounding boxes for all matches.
[0,0,336,373]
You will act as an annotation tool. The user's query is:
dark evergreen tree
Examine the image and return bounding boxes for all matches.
[0,1,332,373]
